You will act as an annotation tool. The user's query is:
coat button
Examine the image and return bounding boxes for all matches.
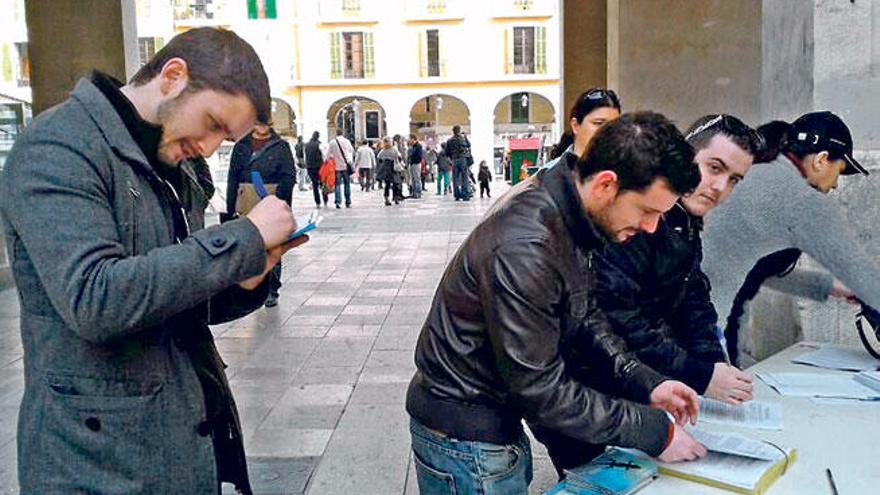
[85,417,101,432]
[211,237,227,248]
[197,421,212,437]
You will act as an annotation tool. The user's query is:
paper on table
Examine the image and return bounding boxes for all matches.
[697,397,783,430]
[657,449,790,492]
[757,371,880,399]
[688,428,782,461]
[791,344,880,371]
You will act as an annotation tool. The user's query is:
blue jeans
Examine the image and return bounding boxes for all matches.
[409,163,422,198]
[410,419,533,495]
[436,170,450,194]
[334,171,351,206]
[452,158,470,200]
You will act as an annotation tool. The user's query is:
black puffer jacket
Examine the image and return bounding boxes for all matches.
[592,202,726,394]
[406,157,672,456]
[226,131,295,215]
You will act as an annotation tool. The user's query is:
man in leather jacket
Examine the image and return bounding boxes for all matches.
[406,112,707,494]
[534,114,763,475]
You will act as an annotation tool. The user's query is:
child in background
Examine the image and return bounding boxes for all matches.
[478,160,492,198]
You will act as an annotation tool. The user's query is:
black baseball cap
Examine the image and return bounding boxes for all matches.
[789,111,867,176]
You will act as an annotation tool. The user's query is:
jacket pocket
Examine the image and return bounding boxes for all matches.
[38,374,164,488]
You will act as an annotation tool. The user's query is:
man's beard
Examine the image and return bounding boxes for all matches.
[588,205,621,244]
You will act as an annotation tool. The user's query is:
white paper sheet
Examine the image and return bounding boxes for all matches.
[791,344,880,371]
[658,450,790,491]
[688,428,783,461]
[697,397,784,430]
[757,371,880,399]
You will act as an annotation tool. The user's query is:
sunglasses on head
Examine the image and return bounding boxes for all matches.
[685,114,764,151]
[584,89,617,101]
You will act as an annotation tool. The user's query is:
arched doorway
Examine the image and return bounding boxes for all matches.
[271,98,296,137]
[326,96,386,144]
[408,94,470,150]
[493,92,556,174]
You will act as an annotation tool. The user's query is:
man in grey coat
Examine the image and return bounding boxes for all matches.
[0,28,303,494]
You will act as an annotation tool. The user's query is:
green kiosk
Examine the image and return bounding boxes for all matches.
[508,137,541,185]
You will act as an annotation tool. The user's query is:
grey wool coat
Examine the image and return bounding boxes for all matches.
[0,79,268,493]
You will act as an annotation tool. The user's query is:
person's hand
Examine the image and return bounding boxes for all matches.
[658,424,707,463]
[831,279,859,305]
[238,235,310,290]
[245,196,296,248]
[650,380,699,426]
[705,362,753,405]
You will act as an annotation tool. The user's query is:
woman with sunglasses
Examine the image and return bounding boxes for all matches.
[701,111,880,366]
[547,88,621,163]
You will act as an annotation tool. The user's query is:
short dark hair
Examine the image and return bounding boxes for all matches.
[335,128,344,136]
[684,114,764,158]
[575,111,700,196]
[452,125,461,135]
[130,27,271,124]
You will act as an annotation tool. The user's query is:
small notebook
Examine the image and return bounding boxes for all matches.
[544,447,657,495]
[657,444,796,495]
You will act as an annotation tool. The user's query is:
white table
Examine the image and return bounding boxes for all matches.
[641,342,880,494]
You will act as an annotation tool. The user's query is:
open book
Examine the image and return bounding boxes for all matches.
[544,448,657,495]
[657,436,796,495]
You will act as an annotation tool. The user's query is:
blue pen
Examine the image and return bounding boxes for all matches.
[250,171,269,198]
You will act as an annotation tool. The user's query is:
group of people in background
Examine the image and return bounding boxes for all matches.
[406,86,880,494]
[236,123,493,211]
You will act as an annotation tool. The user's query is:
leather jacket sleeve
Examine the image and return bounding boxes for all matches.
[670,269,726,366]
[477,239,671,456]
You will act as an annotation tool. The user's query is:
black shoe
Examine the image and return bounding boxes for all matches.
[385,199,391,206]
[345,204,351,208]
[336,204,341,209]
[265,294,279,308]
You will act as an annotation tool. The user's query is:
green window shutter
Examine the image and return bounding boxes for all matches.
[247,0,257,19]
[504,28,513,74]
[536,26,547,74]
[265,0,277,18]
[364,32,375,78]
[1,44,12,83]
[154,37,165,51]
[329,32,342,79]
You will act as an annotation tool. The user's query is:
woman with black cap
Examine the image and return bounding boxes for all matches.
[701,111,879,366]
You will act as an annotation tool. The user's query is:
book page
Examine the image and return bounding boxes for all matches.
[689,429,783,461]
[659,451,781,490]
[698,397,783,430]
[792,344,880,372]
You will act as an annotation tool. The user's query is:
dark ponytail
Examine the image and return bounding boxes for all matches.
[755,120,791,163]
[549,88,621,160]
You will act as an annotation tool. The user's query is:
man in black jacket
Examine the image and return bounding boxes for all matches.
[534,114,763,476]
[304,131,327,207]
[227,121,296,307]
[406,112,707,495]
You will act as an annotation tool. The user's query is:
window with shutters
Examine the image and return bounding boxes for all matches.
[138,38,157,67]
[365,111,380,139]
[426,29,440,77]
[342,0,360,15]
[343,32,364,78]
[512,27,535,74]
[427,0,446,13]
[247,0,277,19]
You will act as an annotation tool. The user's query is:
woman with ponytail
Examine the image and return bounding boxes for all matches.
[547,88,622,163]
[701,111,880,366]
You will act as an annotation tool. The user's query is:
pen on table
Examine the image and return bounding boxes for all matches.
[826,468,839,495]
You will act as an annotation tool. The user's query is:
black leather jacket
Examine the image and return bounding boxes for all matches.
[593,202,726,394]
[406,159,672,456]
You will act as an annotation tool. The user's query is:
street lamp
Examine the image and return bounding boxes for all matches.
[434,96,443,137]
[520,93,529,108]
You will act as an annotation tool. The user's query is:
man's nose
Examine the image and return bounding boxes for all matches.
[199,134,226,157]
[640,215,660,234]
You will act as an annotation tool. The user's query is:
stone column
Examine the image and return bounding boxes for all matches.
[25,0,135,114]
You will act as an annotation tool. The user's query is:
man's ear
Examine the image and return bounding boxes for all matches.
[158,58,190,97]
[590,170,619,203]
[814,150,830,170]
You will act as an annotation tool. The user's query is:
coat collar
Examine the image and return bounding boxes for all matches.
[69,77,161,182]
[539,153,607,252]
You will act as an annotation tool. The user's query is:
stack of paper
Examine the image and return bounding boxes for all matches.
[757,371,880,399]
[658,445,795,495]
[688,429,783,461]
[698,397,783,430]
[791,344,880,371]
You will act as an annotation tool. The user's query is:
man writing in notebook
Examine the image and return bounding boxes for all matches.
[406,112,707,495]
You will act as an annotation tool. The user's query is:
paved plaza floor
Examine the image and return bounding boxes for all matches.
[0,180,559,494]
